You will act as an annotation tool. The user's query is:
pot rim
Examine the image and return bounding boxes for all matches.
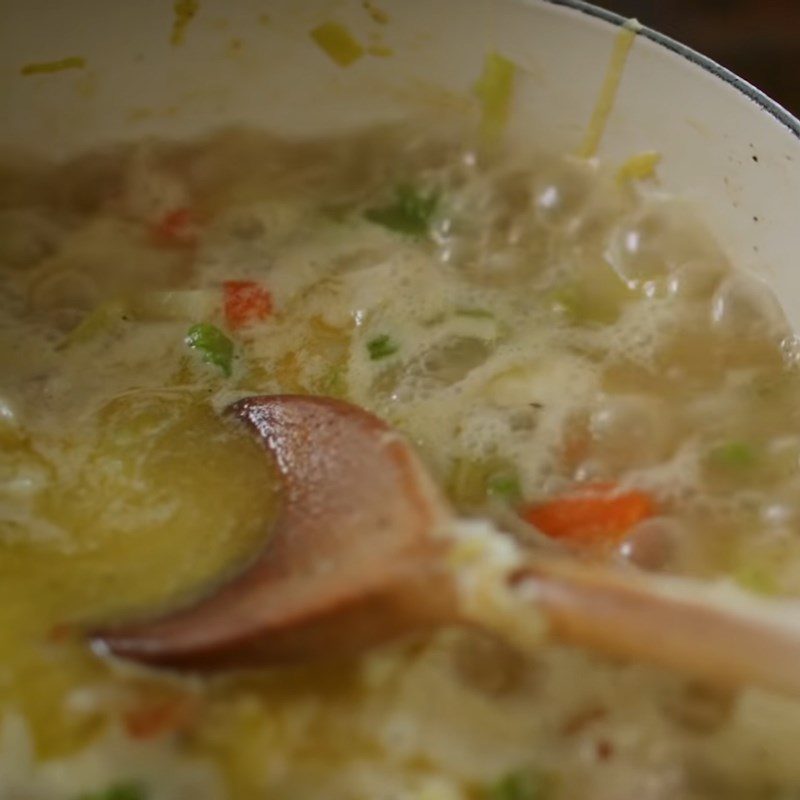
[540,0,800,140]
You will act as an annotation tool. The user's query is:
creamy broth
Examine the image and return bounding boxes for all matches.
[3,125,800,799]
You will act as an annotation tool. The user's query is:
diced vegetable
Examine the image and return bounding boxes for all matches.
[735,563,779,596]
[365,184,439,236]
[128,288,219,322]
[310,21,364,67]
[123,694,197,740]
[20,56,86,76]
[488,768,556,800]
[171,0,199,46]
[449,457,490,508]
[185,323,234,376]
[473,51,516,141]
[616,151,661,184]
[322,364,348,397]
[487,473,522,502]
[75,782,146,800]
[455,307,495,319]
[577,24,638,159]
[448,457,521,508]
[223,280,273,329]
[548,260,634,325]
[151,207,198,247]
[708,441,757,470]
[522,483,655,543]
[63,300,128,347]
[367,334,399,360]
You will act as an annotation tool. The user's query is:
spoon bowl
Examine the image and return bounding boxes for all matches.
[93,396,800,698]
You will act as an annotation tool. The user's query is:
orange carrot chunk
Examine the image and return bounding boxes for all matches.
[151,207,198,247]
[223,280,273,329]
[123,695,197,740]
[522,483,654,543]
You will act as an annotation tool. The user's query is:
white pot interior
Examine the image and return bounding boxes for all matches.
[1,0,799,322]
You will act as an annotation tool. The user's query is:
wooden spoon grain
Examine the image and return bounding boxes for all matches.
[91,395,800,696]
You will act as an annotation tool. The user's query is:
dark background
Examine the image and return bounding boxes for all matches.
[601,0,800,116]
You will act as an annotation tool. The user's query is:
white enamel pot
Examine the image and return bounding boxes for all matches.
[1,0,799,321]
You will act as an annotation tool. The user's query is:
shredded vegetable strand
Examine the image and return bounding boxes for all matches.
[577,21,640,159]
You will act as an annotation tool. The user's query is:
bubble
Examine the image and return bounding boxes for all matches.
[780,334,800,367]
[606,203,717,289]
[710,275,786,340]
[606,211,672,287]
[664,258,726,301]
[532,158,595,230]
[573,458,606,483]
[617,517,681,571]
[589,394,673,469]
[761,501,797,527]
[376,337,493,404]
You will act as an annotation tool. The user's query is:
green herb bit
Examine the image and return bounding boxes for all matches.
[487,473,522,502]
[488,768,556,800]
[367,334,399,361]
[76,781,146,800]
[364,183,439,236]
[709,441,757,470]
[185,322,234,376]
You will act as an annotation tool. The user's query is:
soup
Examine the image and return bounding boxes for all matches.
[2,121,800,799]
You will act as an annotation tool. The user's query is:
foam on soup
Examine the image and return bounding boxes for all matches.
[2,124,800,799]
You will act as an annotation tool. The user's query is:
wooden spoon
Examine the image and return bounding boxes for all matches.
[91,395,800,696]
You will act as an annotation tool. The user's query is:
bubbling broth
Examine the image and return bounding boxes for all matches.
[2,124,800,798]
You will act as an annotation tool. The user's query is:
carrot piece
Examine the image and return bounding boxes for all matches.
[123,694,198,740]
[151,207,198,247]
[522,483,654,543]
[47,622,75,643]
[223,280,273,329]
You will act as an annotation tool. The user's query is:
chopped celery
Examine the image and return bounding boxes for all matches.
[448,457,521,509]
[616,151,661,185]
[64,289,222,349]
[735,563,778,596]
[310,22,364,67]
[365,184,439,237]
[171,0,199,46]
[548,260,634,325]
[128,288,219,322]
[367,334,399,360]
[185,323,234,376]
[448,457,489,508]
[709,441,757,470]
[322,363,348,397]
[76,782,146,800]
[21,56,86,76]
[488,768,556,800]
[63,300,128,347]
[473,52,516,141]
[455,307,495,320]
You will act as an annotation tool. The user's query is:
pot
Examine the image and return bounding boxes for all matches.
[2,0,799,322]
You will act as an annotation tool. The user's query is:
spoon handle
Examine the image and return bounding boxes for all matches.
[502,556,800,696]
